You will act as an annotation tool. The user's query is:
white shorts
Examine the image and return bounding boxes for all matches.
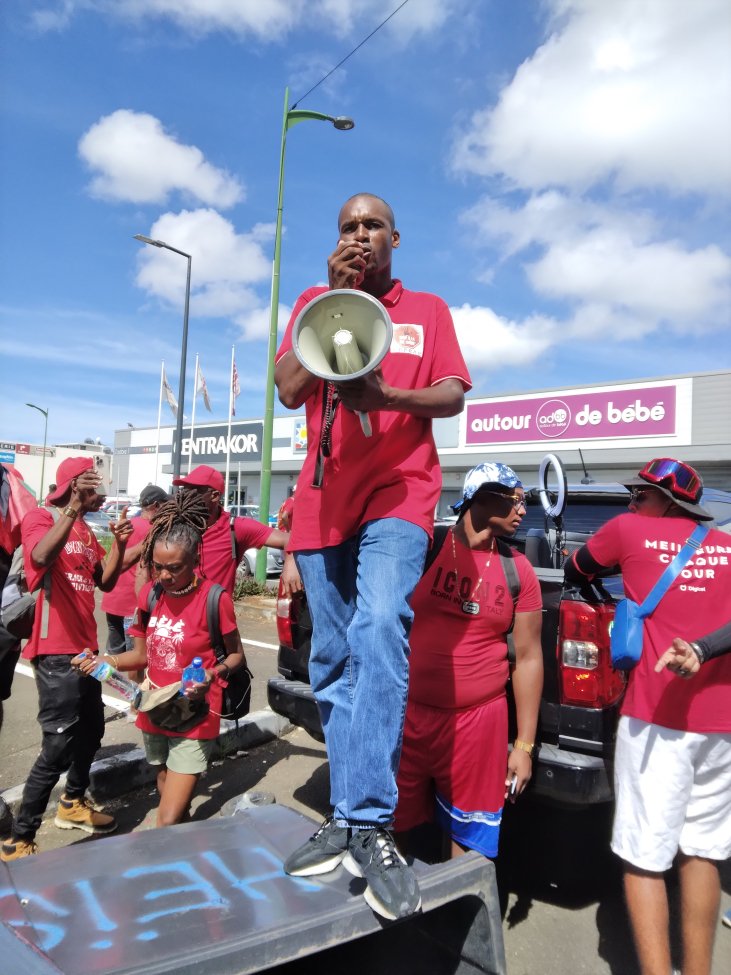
[612,715,731,871]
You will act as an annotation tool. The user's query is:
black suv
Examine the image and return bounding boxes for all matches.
[268,466,731,808]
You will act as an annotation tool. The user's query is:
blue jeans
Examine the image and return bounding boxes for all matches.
[295,518,428,828]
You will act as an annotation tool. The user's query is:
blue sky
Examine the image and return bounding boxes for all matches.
[1,0,729,448]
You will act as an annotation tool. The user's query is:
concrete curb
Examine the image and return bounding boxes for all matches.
[0,708,293,816]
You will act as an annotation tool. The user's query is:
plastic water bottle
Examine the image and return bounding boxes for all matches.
[181,656,206,693]
[82,653,139,703]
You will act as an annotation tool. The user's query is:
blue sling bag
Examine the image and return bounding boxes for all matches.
[610,523,709,671]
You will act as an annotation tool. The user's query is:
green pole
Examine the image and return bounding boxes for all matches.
[255,93,354,583]
[256,88,290,583]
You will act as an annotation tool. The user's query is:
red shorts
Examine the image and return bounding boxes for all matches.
[394,694,508,857]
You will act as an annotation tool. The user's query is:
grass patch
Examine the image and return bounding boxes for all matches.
[234,578,275,599]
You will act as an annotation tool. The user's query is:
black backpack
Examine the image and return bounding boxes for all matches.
[147,582,253,723]
[425,523,522,662]
[0,508,60,641]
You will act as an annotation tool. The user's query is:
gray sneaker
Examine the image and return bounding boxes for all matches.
[283,816,350,877]
[343,827,421,920]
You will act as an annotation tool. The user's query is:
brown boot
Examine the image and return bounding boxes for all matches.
[0,837,38,861]
[54,795,117,835]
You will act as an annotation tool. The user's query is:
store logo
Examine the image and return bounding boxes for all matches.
[536,399,571,438]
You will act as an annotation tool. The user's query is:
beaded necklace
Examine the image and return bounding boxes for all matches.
[450,527,495,616]
[168,577,199,597]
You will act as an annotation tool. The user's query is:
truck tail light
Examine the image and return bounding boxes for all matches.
[276,580,293,647]
[558,599,625,707]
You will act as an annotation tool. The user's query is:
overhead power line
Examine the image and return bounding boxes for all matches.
[292,0,412,109]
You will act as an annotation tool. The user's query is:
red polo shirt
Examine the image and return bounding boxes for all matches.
[276,280,471,549]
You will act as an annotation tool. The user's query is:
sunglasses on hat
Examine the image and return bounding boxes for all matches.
[638,458,702,503]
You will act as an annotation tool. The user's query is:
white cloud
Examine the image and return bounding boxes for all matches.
[33,0,461,41]
[463,191,731,335]
[79,110,243,207]
[450,304,557,370]
[453,0,731,196]
[135,209,271,318]
[233,302,293,342]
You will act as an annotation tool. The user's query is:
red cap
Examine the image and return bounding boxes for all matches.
[48,457,95,504]
[172,465,225,493]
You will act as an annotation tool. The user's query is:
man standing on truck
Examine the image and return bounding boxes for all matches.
[274,193,471,920]
[565,458,731,975]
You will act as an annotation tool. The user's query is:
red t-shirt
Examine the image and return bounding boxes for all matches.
[198,510,273,594]
[21,507,106,658]
[276,280,472,549]
[586,513,731,733]
[128,578,238,739]
[100,516,151,616]
[408,532,542,710]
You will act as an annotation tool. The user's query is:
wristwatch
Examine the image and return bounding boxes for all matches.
[689,642,705,665]
[61,505,78,521]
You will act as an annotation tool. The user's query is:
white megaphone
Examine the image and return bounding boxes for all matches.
[291,289,393,437]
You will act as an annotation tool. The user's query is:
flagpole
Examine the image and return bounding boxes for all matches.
[188,354,199,474]
[225,345,234,506]
[155,360,164,483]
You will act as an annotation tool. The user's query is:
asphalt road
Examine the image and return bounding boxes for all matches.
[2,595,729,975]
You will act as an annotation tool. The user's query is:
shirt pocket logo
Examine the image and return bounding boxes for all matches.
[390,323,424,357]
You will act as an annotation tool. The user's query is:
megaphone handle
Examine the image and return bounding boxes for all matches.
[358,412,373,437]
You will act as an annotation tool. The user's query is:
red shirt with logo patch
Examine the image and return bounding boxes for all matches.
[408,534,542,709]
[198,510,273,594]
[22,507,106,657]
[586,513,731,733]
[276,280,472,549]
[129,578,238,739]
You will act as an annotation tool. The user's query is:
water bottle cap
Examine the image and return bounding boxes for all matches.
[192,657,203,667]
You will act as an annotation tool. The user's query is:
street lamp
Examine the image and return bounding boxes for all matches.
[25,403,48,500]
[134,234,192,481]
[256,87,354,581]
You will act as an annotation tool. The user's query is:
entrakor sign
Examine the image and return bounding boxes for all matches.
[174,422,263,464]
[466,383,677,446]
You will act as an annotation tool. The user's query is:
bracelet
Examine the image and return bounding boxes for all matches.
[105,654,119,670]
[61,505,78,521]
[514,739,535,757]
[689,642,705,665]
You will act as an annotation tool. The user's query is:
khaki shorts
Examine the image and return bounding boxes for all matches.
[142,732,215,775]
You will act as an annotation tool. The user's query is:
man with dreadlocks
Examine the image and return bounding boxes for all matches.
[76,492,246,827]
[170,465,289,594]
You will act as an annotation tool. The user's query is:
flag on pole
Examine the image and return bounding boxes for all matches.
[231,360,241,416]
[196,362,212,412]
[161,366,178,418]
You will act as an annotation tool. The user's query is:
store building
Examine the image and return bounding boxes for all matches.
[111,370,730,518]
[0,440,112,501]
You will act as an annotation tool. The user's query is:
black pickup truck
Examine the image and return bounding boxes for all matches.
[268,459,731,809]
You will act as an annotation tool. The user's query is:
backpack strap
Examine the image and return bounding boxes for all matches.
[206,583,226,664]
[424,523,450,573]
[39,506,61,640]
[146,581,163,616]
[495,538,522,663]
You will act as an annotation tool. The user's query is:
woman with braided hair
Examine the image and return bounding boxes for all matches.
[76,491,245,826]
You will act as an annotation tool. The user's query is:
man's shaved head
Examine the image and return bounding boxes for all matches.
[339,193,396,232]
